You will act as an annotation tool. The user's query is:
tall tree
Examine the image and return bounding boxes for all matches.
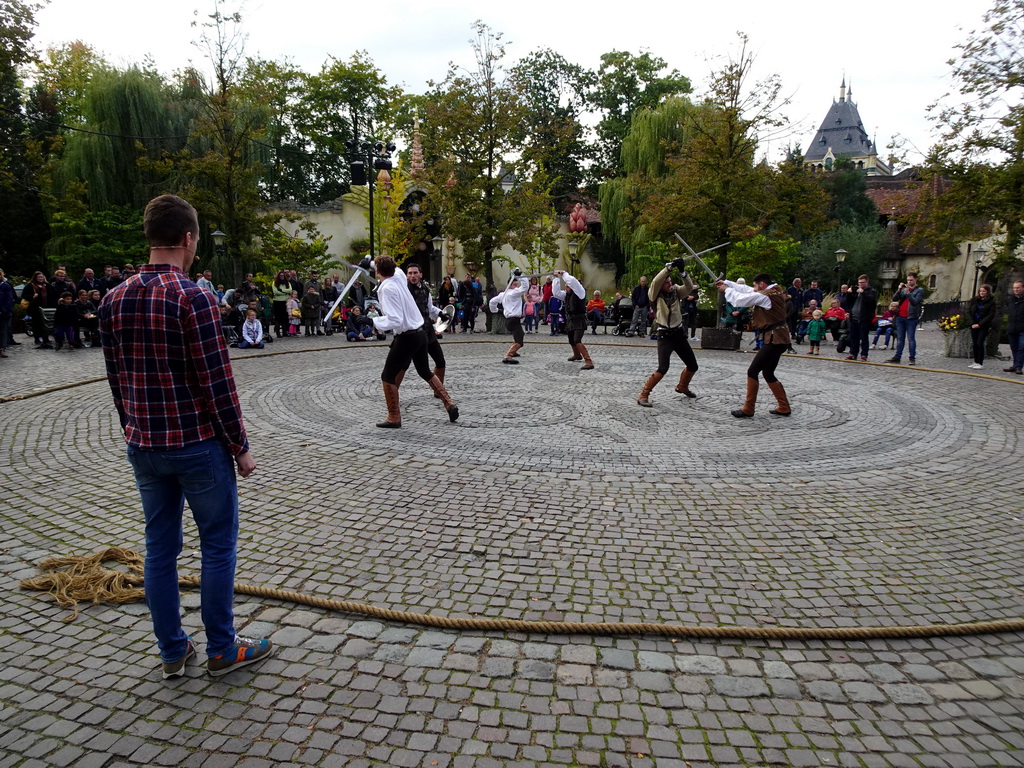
[821,157,877,226]
[926,0,1024,263]
[0,0,48,274]
[510,48,594,200]
[296,51,402,204]
[588,50,690,178]
[602,35,795,284]
[421,22,557,287]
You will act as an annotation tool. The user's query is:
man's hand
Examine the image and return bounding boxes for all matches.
[235,450,256,478]
[552,270,564,278]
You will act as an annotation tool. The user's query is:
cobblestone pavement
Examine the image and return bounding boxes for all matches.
[2,324,1023,768]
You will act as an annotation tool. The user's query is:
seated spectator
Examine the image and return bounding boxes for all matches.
[794,299,819,344]
[871,302,898,350]
[346,305,374,341]
[586,290,606,334]
[823,299,847,343]
[237,309,265,349]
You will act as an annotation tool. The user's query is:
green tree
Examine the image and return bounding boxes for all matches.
[34,40,105,128]
[922,0,1024,263]
[602,35,794,283]
[0,0,49,274]
[796,223,887,292]
[510,48,594,200]
[822,157,877,226]
[296,51,402,203]
[420,21,557,287]
[588,49,691,178]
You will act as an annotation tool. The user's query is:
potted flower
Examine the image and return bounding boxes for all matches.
[939,311,972,358]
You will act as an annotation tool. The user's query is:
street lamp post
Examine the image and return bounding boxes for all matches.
[834,248,848,290]
[345,138,396,261]
[567,240,579,272]
[211,229,227,275]
[431,235,443,283]
[972,245,988,297]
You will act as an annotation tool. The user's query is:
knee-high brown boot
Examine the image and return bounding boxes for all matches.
[731,377,758,418]
[427,376,459,422]
[567,343,582,362]
[393,369,406,388]
[675,368,696,398]
[376,382,402,428]
[637,372,664,407]
[432,367,445,398]
[506,342,523,359]
[577,343,594,370]
[767,380,791,415]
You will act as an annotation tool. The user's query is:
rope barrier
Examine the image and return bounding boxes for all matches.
[20,549,1024,641]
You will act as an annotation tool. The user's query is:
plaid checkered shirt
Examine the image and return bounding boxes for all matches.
[98,264,250,456]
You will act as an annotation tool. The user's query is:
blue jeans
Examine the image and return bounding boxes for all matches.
[894,316,918,360]
[237,340,264,349]
[1009,332,1024,371]
[126,438,239,661]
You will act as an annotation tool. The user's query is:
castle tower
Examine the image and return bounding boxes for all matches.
[804,79,890,176]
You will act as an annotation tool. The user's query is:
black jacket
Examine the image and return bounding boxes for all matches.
[1006,292,1024,334]
[967,295,996,331]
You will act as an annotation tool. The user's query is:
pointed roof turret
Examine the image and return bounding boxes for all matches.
[803,76,888,174]
[410,116,425,179]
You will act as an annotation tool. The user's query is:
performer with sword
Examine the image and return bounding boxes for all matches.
[716,272,792,418]
[635,236,728,407]
[488,269,530,364]
[636,258,701,407]
[551,269,595,370]
[404,264,451,394]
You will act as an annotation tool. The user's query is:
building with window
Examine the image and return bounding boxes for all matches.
[804,79,890,176]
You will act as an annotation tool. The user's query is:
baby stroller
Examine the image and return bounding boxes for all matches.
[610,299,634,336]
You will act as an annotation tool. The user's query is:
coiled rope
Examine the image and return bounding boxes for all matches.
[20,548,1024,641]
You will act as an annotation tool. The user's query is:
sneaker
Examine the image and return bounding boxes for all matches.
[908,358,916,366]
[886,356,900,363]
[968,363,983,369]
[860,355,867,361]
[208,636,273,677]
[162,638,196,680]
[1003,367,1016,373]
[845,355,855,360]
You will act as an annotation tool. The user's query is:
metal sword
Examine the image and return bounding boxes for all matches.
[672,234,729,282]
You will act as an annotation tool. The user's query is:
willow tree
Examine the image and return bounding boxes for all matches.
[601,34,798,285]
[43,66,186,272]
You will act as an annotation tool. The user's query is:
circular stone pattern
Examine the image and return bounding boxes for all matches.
[4,341,1022,632]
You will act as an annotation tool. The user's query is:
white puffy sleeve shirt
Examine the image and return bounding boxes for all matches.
[372,269,426,334]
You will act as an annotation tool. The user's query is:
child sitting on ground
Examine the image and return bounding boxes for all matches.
[806,309,826,355]
[238,308,265,349]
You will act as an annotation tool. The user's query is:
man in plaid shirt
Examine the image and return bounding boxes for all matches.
[99,194,272,679]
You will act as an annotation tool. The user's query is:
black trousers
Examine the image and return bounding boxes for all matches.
[426,330,446,369]
[656,329,698,374]
[566,322,585,345]
[382,329,433,384]
[507,316,524,345]
[747,342,787,383]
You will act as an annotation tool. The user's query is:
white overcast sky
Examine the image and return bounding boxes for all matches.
[33,0,992,165]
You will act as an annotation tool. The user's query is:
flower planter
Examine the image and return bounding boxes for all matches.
[943,328,972,358]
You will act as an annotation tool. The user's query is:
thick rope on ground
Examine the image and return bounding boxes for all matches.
[20,549,1024,640]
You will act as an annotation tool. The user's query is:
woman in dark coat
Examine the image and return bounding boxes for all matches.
[966,283,997,370]
[22,272,52,349]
